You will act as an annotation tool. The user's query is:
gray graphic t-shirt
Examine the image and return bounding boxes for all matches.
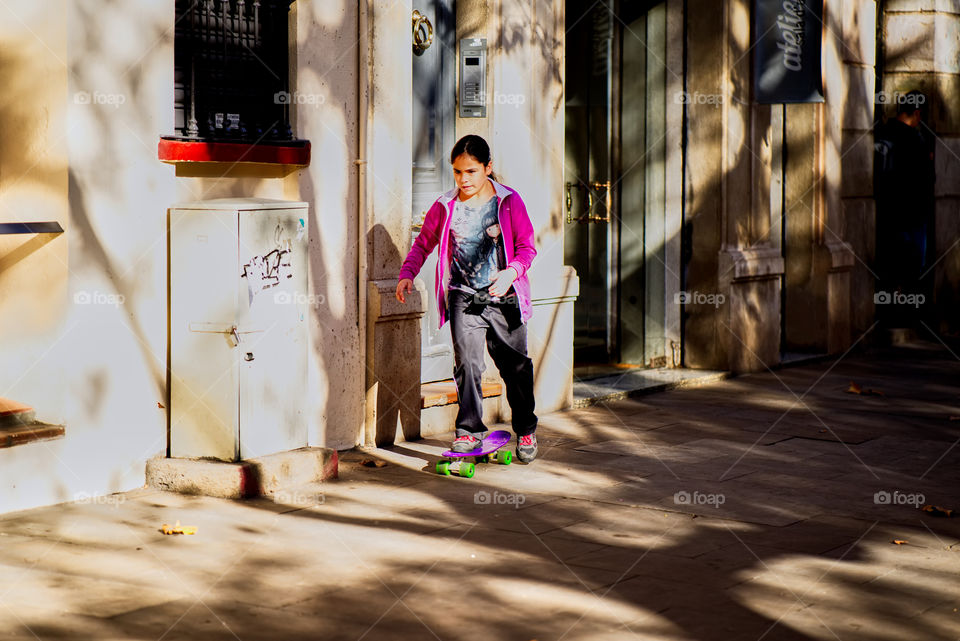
[448,196,503,292]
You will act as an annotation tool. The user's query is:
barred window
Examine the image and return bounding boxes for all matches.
[172,0,294,142]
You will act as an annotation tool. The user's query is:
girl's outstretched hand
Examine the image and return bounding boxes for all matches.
[488,267,517,298]
[396,278,414,303]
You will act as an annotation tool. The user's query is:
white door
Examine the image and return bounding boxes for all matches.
[413,0,456,383]
[170,209,240,461]
[237,208,308,459]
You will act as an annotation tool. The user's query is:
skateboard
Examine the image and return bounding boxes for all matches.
[436,430,512,478]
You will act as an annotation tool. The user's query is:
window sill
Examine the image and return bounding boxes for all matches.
[0,398,64,449]
[0,424,65,449]
[158,138,310,177]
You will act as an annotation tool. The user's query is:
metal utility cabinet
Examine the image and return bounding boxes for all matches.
[169,198,309,461]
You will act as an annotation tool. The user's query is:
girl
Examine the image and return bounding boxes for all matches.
[396,135,539,462]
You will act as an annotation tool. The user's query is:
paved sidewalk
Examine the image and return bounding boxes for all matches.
[1,340,959,640]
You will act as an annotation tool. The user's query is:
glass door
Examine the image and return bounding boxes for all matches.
[565,1,619,365]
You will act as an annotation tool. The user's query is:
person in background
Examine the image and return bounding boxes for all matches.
[874,89,935,328]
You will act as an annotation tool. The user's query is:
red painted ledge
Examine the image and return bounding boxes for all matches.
[158,138,310,167]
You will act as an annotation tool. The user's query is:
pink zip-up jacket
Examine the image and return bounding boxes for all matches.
[399,179,537,328]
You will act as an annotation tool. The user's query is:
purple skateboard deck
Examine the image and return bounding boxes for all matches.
[440,430,511,458]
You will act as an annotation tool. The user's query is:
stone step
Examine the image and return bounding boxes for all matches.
[420,380,502,408]
[146,447,339,499]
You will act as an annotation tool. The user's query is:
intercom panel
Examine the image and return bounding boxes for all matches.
[459,38,487,118]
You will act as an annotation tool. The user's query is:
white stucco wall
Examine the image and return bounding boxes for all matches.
[0,0,176,513]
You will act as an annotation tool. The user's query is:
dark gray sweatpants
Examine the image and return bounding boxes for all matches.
[448,290,537,438]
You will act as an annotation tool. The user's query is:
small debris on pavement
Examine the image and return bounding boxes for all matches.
[845,381,883,396]
[921,504,954,518]
[361,458,387,468]
[892,539,909,545]
[161,520,197,535]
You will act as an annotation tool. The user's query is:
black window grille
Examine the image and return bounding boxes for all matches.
[172,0,295,142]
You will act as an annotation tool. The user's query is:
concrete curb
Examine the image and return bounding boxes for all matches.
[571,371,732,409]
[145,447,338,499]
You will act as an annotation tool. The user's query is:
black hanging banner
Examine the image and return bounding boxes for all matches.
[753,0,824,104]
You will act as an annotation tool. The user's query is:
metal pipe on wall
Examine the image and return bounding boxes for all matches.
[357,0,372,447]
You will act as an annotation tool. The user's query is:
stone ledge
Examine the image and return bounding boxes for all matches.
[718,247,785,283]
[884,0,960,16]
[821,241,857,272]
[0,423,64,449]
[368,279,426,321]
[145,447,338,499]
[530,264,580,305]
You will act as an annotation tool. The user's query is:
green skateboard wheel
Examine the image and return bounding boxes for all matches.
[436,461,451,476]
[500,450,512,465]
[459,462,475,478]
[477,454,489,464]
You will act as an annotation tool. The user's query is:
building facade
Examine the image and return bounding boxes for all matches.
[0,0,956,513]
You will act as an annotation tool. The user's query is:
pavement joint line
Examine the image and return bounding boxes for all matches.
[799,520,882,597]
[918,521,960,565]
[521,515,678,641]
[717,320,880,481]
[918,435,960,481]
[572,371,732,409]
[328,518,477,641]
[118,520,242,640]
[720,524,846,641]
[153,511,287,641]
[589,400,684,480]
[0,532,71,605]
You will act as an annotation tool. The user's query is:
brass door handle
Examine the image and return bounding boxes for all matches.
[588,181,611,223]
[412,10,433,56]
[565,181,611,224]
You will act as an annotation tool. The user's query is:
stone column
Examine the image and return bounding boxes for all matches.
[818,0,861,353]
[363,0,427,445]
[686,0,784,372]
[838,0,879,343]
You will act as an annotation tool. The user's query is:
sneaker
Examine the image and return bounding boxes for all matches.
[451,434,483,453]
[516,433,538,463]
